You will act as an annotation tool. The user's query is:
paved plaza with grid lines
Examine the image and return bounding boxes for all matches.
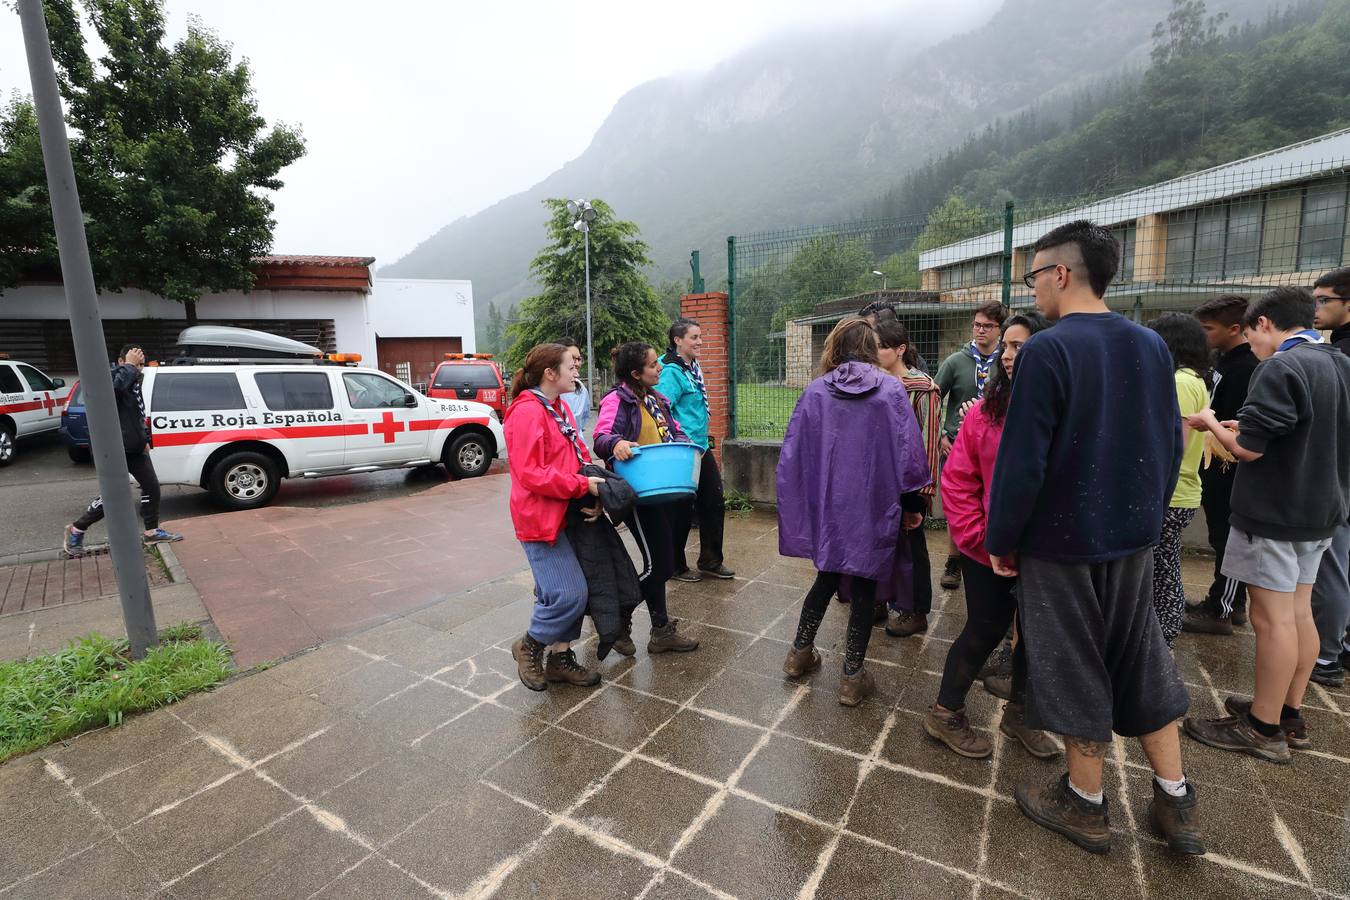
[2,513,1348,899]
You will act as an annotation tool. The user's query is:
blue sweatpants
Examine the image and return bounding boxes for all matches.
[521,532,589,645]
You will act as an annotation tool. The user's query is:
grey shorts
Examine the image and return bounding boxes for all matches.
[1222,527,1333,593]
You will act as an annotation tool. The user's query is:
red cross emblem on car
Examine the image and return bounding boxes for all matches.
[42,392,55,413]
[372,411,405,443]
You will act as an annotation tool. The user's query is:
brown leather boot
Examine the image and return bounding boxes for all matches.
[885,610,927,637]
[924,705,992,759]
[1222,697,1310,750]
[511,634,548,692]
[648,619,699,654]
[999,703,1060,759]
[1015,773,1111,854]
[612,616,637,657]
[838,668,876,707]
[783,645,822,678]
[1147,779,1205,856]
[545,649,601,687]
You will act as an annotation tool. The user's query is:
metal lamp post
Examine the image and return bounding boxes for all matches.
[566,200,598,393]
[872,269,887,292]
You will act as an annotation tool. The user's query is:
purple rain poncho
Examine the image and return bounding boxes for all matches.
[776,361,932,581]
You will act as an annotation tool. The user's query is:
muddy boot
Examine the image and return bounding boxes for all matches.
[1223,697,1310,750]
[838,668,876,707]
[511,634,548,692]
[783,645,822,679]
[1148,779,1205,856]
[612,615,637,657]
[982,673,1013,701]
[940,556,962,590]
[1181,600,1233,636]
[924,705,992,759]
[545,649,601,687]
[999,703,1060,759]
[1015,774,1111,855]
[885,610,927,638]
[648,619,699,654]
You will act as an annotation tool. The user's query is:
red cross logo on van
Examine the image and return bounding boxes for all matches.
[372,411,405,443]
[42,392,55,413]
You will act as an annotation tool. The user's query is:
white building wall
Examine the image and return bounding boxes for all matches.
[369,277,476,354]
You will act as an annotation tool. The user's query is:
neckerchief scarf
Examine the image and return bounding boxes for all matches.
[1276,329,1324,353]
[640,390,676,443]
[969,341,998,398]
[665,350,707,404]
[528,388,586,466]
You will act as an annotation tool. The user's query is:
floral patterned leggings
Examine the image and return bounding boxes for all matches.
[1151,507,1198,645]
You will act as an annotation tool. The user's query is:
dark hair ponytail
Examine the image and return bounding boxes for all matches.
[508,343,569,403]
[667,318,699,354]
[612,341,655,394]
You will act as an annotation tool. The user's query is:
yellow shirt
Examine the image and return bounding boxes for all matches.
[637,404,662,446]
[1171,367,1207,508]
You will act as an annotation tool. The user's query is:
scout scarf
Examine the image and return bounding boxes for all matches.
[1276,329,1324,353]
[664,350,707,404]
[640,390,676,443]
[528,388,586,466]
[969,341,998,398]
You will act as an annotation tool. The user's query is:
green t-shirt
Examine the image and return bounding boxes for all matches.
[934,349,980,439]
[1171,367,1208,508]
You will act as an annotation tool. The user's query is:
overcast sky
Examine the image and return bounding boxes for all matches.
[0,0,995,268]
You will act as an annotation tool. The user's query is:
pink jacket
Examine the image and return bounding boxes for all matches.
[939,399,1003,569]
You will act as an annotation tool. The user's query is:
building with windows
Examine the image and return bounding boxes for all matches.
[917,128,1350,316]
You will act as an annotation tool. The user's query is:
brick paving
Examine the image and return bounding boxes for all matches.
[1,515,1348,899]
[0,550,170,617]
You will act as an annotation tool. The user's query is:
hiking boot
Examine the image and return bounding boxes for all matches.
[1181,605,1233,636]
[979,641,1013,679]
[698,564,736,580]
[1310,661,1345,688]
[872,602,888,626]
[1148,779,1206,856]
[511,634,548,692]
[545,649,601,687]
[63,524,85,557]
[783,645,822,679]
[613,635,637,657]
[673,568,703,583]
[924,705,992,759]
[1015,773,1111,855]
[885,610,927,638]
[940,556,962,590]
[1223,697,1311,750]
[648,619,699,654]
[1231,600,1248,627]
[982,673,1013,701]
[838,668,876,707]
[1183,714,1290,764]
[999,703,1061,759]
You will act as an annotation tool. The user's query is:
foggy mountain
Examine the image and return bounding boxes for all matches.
[383,0,1279,332]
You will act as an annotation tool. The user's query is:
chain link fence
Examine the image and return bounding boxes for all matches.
[726,145,1350,440]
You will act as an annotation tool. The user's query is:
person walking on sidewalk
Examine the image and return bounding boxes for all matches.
[558,337,591,433]
[1145,313,1211,645]
[987,221,1203,858]
[935,301,1006,591]
[659,318,735,583]
[504,344,607,692]
[1183,287,1350,758]
[63,344,182,556]
[1309,267,1350,687]
[1183,296,1258,636]
[776,318,931,707]
[594,342,701,656]
[925,311,1059,762]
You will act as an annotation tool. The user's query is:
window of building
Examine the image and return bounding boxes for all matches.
[1298,177,1348,271]
[1112,225,1136,283]
[1166,197,1267,281]
[151,373,246,412]
[253,372,334,411]
[1165,209,1197,281]
[1225,198,1263,277]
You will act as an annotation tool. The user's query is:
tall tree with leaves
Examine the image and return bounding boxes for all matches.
[505,199,667,375]
[0,99,57,290]
[18,0,306,320]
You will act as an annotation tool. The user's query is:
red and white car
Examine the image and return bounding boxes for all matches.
[0,354,72,466]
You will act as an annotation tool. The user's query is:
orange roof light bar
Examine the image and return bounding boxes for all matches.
[444,353,494,360]
[327,353,363,363]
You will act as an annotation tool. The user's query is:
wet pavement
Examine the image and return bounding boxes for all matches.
[2,516,1348,899]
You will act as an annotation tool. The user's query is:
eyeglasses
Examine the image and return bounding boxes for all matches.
[1023,263,1070,289]
[1314,294,1346,305]
[971,322,999,330]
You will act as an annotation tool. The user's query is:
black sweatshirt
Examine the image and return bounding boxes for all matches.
[1231,342,1350,540]
[1209,343,1258,423]
[1332,322,1350,357]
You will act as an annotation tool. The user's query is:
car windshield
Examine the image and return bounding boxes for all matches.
[433,364,500,390]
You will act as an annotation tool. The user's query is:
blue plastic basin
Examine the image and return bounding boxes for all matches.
[614,442,703,505]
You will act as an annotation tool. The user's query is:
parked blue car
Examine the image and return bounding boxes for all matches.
[59,380,91,463]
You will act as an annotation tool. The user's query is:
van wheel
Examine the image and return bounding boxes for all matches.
[444,432,491,479]
[0,423,14,467]
[208,451,280,510]
[67,445,92,464]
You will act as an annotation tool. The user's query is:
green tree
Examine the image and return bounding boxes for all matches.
[10,0,306,319]
[654,278,689,321]
[505,199,667,375]
[481,301,507,355]
[0,99,57,290]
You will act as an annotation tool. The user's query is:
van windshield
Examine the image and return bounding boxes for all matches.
[433,364,500,390]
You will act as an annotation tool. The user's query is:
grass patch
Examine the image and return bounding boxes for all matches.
[157,621,204,643]
[735,383,801,441]
[0,633,231,762]
[724,490,755,514]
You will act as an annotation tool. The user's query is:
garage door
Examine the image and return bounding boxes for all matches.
[377,336,462,390]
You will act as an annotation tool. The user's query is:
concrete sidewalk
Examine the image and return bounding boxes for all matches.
[1,515,1347,899]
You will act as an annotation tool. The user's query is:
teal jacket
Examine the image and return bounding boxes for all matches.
[658,350,709,449]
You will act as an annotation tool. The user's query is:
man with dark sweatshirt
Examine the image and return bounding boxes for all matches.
[986,220,1202,858]
[1183,287,1350,761]
[1183,295,1259,635]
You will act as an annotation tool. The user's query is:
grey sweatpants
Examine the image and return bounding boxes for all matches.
[1311,520,1350,666]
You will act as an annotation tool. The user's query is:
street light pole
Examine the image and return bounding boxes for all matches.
[18,0,157,656]
[568,199,597,394]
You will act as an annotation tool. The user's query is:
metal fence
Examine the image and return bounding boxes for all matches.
[726,148,1350,440]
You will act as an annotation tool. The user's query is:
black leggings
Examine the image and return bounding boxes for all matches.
[936,556,1026,711]
[75,449,160,532]
[629,502,678,628]
[793,571,876,676]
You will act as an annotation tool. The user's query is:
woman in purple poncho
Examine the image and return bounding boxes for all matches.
[776,317,932,706]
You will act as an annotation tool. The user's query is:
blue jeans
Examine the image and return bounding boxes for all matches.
[521,533,589,645]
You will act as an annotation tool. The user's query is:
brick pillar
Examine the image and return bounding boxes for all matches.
[680,291,730,463]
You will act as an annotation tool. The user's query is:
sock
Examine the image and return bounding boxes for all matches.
[1154,774,1188,798]
[70,525,84,534]
[1281,704,1301,721]
[1316,657,1335,667]
[1247,711,1280,738]
[1068,780,1104,806]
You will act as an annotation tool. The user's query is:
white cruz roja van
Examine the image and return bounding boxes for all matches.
[138,326,506,510]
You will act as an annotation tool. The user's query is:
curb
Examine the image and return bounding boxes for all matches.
[157,544,189,584]
[0,548,65,566]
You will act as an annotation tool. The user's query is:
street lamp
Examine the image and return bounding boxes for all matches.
[567,199,598,394]
[871,269,887,292]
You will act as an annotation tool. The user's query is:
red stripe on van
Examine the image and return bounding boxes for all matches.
[153,423,371,447]
[408,416,490,432]
[0,400,45,415]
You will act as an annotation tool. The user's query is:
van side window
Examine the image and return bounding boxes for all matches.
[0,365,22,394]
[18,365,56,392]
[254,372,334,411]
[152,373,247,412]
[343,373,412,409]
